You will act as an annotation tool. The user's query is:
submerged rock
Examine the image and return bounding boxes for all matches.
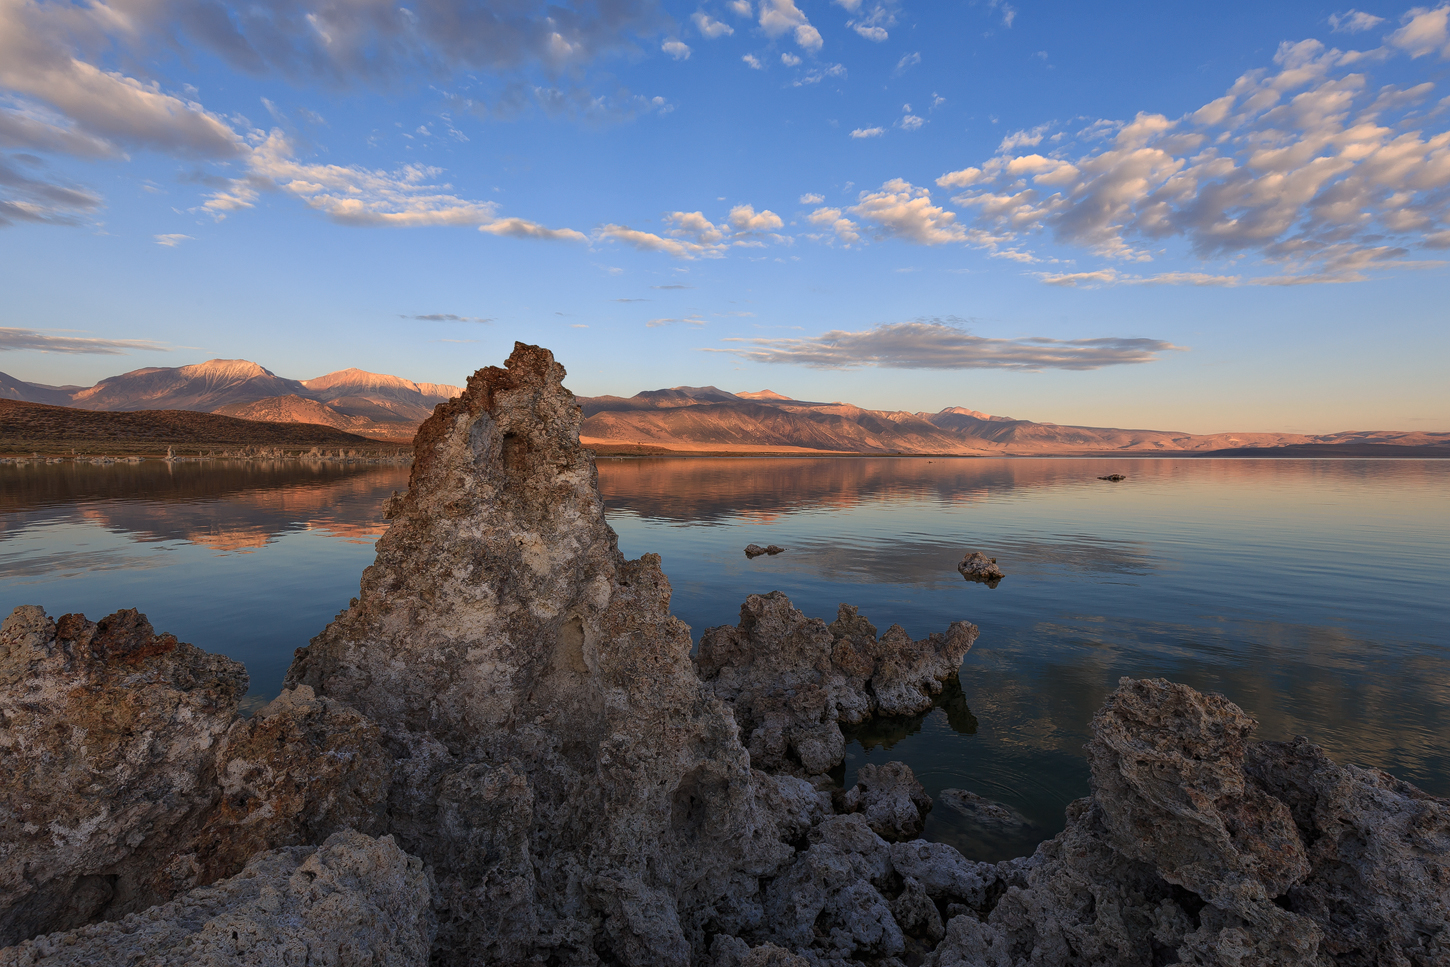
[1098,473,1127,481]
[938,789,1033,830]
[957,551,1005,586]
[3,831,431,966]
[744,544,786,558]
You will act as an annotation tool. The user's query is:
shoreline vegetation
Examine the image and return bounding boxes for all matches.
[2,343,1445,966]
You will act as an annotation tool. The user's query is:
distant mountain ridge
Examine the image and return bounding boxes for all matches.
[576,386,1448,455]
[3,364,1443,454]
[1,360,463,440]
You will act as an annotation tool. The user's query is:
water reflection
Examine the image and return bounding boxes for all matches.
[2,456,1447,865]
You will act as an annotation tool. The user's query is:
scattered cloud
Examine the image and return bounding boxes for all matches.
[729,203,784,232]
[706,320,1180,370]
[794,64,847,85]
[759,0,824,50]
[894,52,922,74]
[728,0,754,15]
[403,313,492,322]
[932,36,1450,281]
[1329,9,1385,32]
[611,297,649,302]
[987,0,1017,28]
[0,153,101,226]
[693,12,735,38]
[153,233,193,246]
[782,53,802,66]
[0,327,170,354]
[799,192,825,204]
[807,206,862,244]
[850,126,885,138]
[900,114,924,131]
[647,315,707,327]
[843,0,898,41]
[850,179,966,244]
[1387,4,1450,57]
[743,53,765,69]
[651,284,694,289]
[662,39,692,60]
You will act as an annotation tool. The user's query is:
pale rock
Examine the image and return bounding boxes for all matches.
[957,551,1004,585]
[0,831,432,966]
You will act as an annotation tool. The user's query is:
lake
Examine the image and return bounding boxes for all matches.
[3,456,1447,863]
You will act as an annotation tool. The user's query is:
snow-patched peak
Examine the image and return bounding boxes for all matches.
[938,406,996,420]
[302,368,420,395]
[178,359,274,381]
[737,389,792,401]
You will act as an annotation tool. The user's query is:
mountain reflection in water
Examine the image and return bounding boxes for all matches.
[1,455,1446,863]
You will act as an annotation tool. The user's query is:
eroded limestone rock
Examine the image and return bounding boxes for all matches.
[697,595,976,774]
[842,762,932,842]
[0,606,247,945]
[285,344,794,965]
[957,551,1004,585]
[0,831,431,966]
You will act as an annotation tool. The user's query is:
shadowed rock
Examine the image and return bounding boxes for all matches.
[842,762,932,842]
[3,831,431,966]
[957,551,1005,586]
[938,789,1033,830]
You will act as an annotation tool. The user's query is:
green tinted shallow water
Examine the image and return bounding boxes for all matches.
[2,457,1447,862]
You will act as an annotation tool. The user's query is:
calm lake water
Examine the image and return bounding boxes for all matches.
[3,456,1447,862]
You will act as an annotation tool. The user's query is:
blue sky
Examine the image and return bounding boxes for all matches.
[2,0,1448,433]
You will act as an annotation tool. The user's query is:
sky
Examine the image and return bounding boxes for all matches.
[1,0,1448,434]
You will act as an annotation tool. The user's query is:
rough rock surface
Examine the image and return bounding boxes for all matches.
[1,831,432,966]
[744,544,785,558]
[927,678,1450,967]
[842,762,932,842]
[0,606,248,945]
[698,595,976,774]
[957,551,1004,585]
[286,344,793,965]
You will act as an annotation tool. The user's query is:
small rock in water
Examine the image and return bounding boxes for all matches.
[957,551,1004,586]
[1097,473,1127,481]
[744,543,786,558]
[938,789,1033,830]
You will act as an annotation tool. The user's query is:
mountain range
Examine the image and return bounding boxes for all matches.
[3,361,1445,454]
[1,360,463,441]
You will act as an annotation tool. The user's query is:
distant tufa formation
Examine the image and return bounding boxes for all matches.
[2,344,1446,966]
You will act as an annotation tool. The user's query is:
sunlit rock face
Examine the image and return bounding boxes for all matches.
[286,343,793,965]
[0,606,248,945]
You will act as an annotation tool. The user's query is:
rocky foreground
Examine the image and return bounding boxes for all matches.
[1,344,1445,966]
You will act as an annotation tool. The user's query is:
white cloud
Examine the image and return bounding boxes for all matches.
[759,0,824,50]
[0,152,101,226]
[808,206,861,244]
[794,64,847,86]
[693,12,735,38]
[895,52,922,73]
[153,233,193,246]
[729,203,784,232]
[706,321,1180,370]
[0,327,170,354]
[934,34,1450,282]
[728,0,754,15]
[850,126,884,138]
[662,39,692,60]
[599,224,711,258]
[1328,9,1386,32]
[900,114,924,131]
[846,0,897,41]
[782,52,802,66]
[854,24,887,40]
[479,218,588,241]
[743,53,765,69]
[799,192,825,203]
[849,179,966,244]
[1387,5,1450,57]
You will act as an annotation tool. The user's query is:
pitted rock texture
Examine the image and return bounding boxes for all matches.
[0,831,432,966]
[0,606,248,945]
[697,595,977,774]
[841,762,932,842]
[286,344,793,965]
[957,552,1004,585]
[927,678,1450,967]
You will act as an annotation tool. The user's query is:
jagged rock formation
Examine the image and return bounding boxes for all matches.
[697,594,977,774]
[4,344,1446,967]
[3,831,431,966]
[284,344,797,964]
